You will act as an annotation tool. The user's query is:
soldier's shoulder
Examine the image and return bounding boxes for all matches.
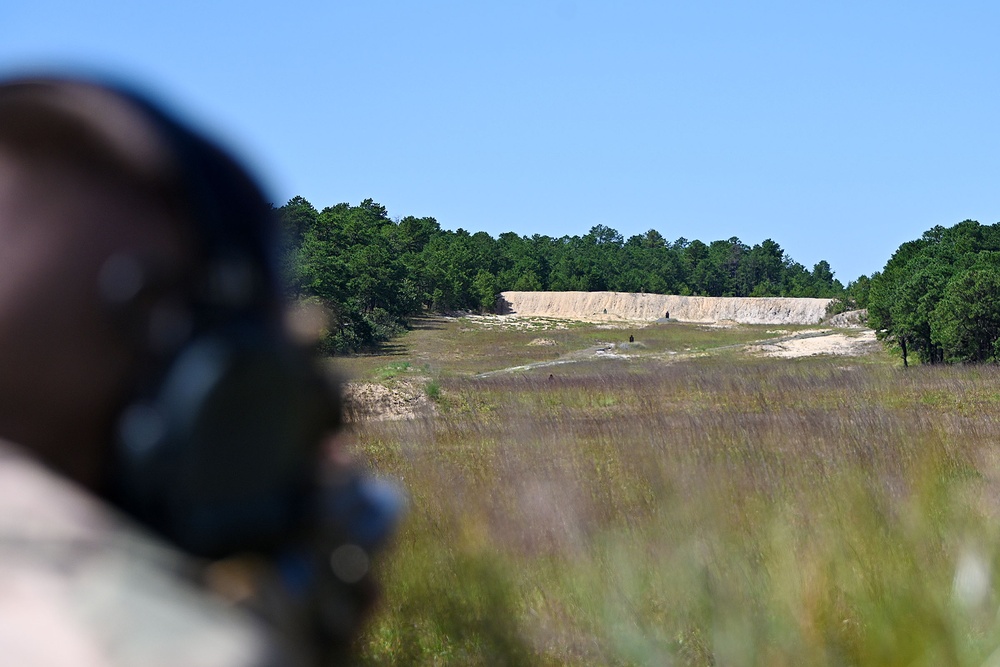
[0,442,285,667]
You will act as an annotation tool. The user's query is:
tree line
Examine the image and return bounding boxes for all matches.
[868,219,1000,366]
[279,196,854,353]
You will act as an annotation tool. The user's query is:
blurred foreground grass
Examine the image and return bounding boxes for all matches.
[347,318,1000,665]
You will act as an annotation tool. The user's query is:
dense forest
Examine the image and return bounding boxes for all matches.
[868,219,1000,366]
[278,197,858,353]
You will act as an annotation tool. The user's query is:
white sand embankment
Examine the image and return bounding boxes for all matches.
[499,291,834,325]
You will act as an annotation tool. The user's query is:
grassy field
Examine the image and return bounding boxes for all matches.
[342,316,1000,665]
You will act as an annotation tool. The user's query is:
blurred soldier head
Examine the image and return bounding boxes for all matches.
[0,78,201,485]
[0,77,397,661]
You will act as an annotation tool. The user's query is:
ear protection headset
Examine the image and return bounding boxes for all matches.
[94,84,344,559]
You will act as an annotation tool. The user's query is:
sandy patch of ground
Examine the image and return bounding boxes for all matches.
[343,380,433,422]
[595,349,630,359]
[749,330,878,358]
[527,337,558,346]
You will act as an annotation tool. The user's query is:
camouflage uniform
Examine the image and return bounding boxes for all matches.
[0,442,286,667]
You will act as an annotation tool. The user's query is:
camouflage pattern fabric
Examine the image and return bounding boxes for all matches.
[0,442,286,667]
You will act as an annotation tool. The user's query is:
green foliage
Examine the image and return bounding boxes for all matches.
[932,259,1000,362]
[471,269,499,313]
[869,220,1000,365]
[825,297,852,317]
[279,196,848,352]
[425,379,441,401]
[284,198,416,353]
[846,274,871,309]
[511,269,543,291]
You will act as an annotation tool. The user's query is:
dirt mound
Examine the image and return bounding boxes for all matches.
[343,381,432,422]
[499,291,833,325]
[527,338,558,346]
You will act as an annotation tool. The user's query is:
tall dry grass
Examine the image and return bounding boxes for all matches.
[353,355,1000,665]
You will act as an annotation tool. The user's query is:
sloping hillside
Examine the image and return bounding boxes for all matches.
[498,291,834,325]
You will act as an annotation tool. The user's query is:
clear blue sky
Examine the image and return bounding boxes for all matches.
[3,1,999,283]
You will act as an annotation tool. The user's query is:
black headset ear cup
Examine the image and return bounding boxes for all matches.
[115,328,338,558]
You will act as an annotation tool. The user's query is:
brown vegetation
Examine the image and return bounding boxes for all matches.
[348,317,1000,665]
